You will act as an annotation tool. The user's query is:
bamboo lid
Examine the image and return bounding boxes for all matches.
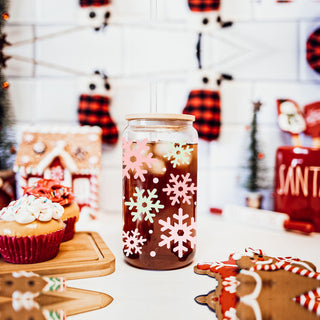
[125,113,195,121]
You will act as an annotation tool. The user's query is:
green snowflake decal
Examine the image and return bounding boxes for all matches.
[125,187,164,223]
[164,142,193,168]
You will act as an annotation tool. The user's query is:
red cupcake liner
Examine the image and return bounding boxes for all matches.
[0,227,65,264]
[62,216,77,242]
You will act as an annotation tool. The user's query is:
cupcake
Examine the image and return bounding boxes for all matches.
[24,179,80,241]
[0,195,65,264]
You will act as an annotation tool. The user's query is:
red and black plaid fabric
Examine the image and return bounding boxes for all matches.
[79,0,110,7]
[78,94,118,144]
[183,89,221,141]
[306,27,320,75]
[188,0,220,12]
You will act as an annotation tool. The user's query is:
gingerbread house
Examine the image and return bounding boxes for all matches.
[14,126,102,218]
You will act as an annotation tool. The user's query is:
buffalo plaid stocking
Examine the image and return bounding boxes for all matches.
[183,89,221,141]
[188,0,220,12]
[79,0,111,6]
[306,27,320,75]
[78,94,118,144]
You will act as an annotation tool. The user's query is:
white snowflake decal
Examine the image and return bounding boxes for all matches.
[158,208,196,258]
[125,187,164,223]
[122,138,157,182]
[163,142,193,168]
[162,173,197,205]
[208,261,238,270]
[50,166,64,180]
[224,307,239,320]
[222,276,239,293]
[122,228,147,256]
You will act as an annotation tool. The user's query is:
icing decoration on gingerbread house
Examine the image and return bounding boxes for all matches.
[14,126,102,219]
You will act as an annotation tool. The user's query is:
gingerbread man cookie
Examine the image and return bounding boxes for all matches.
[195,248,320,320]
[0,272,66,320]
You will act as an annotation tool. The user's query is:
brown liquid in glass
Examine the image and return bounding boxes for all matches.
[122,141,197,270]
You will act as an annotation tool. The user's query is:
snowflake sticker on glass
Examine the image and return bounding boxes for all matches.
[122,138,158,181]
[122,228,147,257]
[164,142,193,168]
[163,173,197,205]
[158,208,196,258]
[125,187,164,223]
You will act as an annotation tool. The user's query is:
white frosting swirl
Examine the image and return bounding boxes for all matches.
[0,195,64,224]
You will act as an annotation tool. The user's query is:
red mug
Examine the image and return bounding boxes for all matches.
[274,146,320,232]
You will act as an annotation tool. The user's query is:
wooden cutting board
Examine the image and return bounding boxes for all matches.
[0,231,115,280]
[0,287,113,317]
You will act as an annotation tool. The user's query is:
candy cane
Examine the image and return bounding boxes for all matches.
[42,276,66,293]
[252,263,280,271]
[294,288,320,315]
[89,174,99,215]
[283,264,320,280]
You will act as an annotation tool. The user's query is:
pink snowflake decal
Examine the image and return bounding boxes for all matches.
[50,166,64,181]
[158,208,196,258]
[122,138,158,182]
[162,173,197,205]
[122,228,147,256]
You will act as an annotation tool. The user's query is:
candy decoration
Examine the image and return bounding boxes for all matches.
[187,0,220,12]
[89,174,99,215]
[42,309,67,320]
[195,248,320,319]
[33,141,46,154]
[72,146,87,161]
[78,94,118,145]
[276,99,306,146]
[294,288,320,315]
[42,276,67,292]
[306,27,320,75]
[183,90,221,141]
[23,179,74,207]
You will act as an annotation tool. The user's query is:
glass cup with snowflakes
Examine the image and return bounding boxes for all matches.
[122,114,198,270]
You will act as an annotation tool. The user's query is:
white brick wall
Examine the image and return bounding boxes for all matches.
[4,0,320,214]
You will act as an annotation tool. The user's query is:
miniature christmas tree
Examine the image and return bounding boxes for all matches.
[0,72,15,170]
[0,0,14,170]
[0,0,9,30]
[242,101,268,208]
[0,74,16,208]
